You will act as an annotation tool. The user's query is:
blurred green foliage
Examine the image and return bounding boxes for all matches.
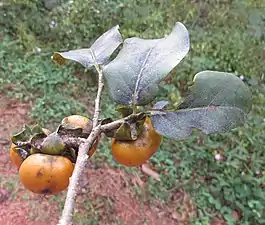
[0,0,264,224]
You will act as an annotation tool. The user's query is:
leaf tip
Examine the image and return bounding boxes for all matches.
[52,52,68,65]
[173,21,190,52]
[114,24,120,31]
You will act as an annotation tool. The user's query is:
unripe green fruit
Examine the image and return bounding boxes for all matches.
[41,133,65,155]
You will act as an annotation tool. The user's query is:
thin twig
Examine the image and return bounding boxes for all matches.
[141,164,160,181]
[57,58,144,224]
[91,56,103,128]
[57,64,105,225]
[57,129,100,225]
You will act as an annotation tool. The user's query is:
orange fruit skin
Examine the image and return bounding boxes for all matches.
[111,118,162,167]
[9,143,23,169]
[62,115,99,158]
[19,153,74,194]
[61,115,90,129]
[88,137,99,158]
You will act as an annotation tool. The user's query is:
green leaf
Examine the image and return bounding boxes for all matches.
[103,22,190,106]
[31,124,45,135]
[11,125,32,144]
[151,107,245,140]
[52,25,122,68]
[30,133,47,148]
[57,124,85,137]
[151,71,252,140]
[114,116,146,141]
[178,71,252,113]
[115,105,133,117]
[114,122,133,141]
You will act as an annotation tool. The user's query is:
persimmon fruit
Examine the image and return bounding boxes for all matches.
[61,114,91,130]
[19,153,74,194]
[41,132,65,155]
[111,117,162,166]
[62,115,99,157]
[9,143,24,169]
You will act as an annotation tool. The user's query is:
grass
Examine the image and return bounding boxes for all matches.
[1,0,265,224]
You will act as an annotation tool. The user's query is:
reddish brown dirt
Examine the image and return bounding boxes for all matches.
[0,96,59,225]
[0,96,30,175]
[82,167,180,225]
[0,95,195,225]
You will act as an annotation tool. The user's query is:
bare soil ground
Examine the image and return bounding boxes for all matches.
[0,95,196,225]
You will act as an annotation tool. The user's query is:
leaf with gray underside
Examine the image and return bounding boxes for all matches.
[52,25,122,68]
[103,22,190,105]
[178,71,252,113]
[151,71,252,139]
[151,107,246,140]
